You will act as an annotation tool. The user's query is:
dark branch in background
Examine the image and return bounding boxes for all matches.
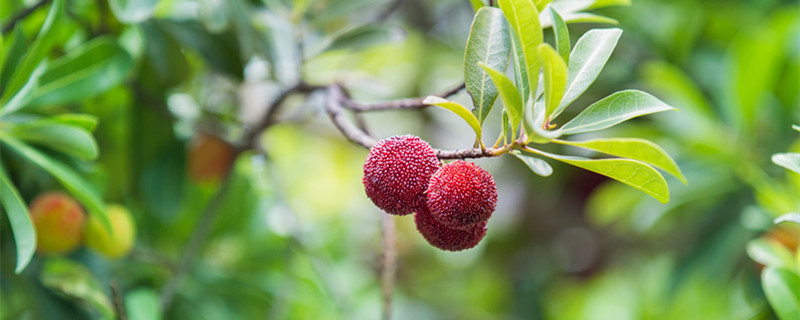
[2,0,50,34]
[242,82,322,151]
[381,215,397,320]
[110,281,128,320]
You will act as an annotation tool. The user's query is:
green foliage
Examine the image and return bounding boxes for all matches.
[464,7,511,125]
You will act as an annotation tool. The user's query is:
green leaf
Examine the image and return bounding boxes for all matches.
[323,25,400,53]
[1,0,63,104]
[502,110,510,142]
[0,165,36,274]
[555,138,687,183]
[1,26,27,94]
[40,259,114,319]
[540,12,619,28]
[109,0,159,23]
[424,96,482,139]
[28,37,133,107]
[10,124,99,160]
[793,124,800,133]
[511,151,552,177]
[469,0,485,13]
[747,238,796,271]
[527,148,670,203]
[561,90,674,135]
[762,267,800,320]
[126,289,162,320]
[773,153,800,174]
[554,28,622,118]
[464,7,512,124]
[36,114,99,131]
[1,137,110,232]
[534,0,553,11]
[550,7,570,63]
[499,0,542,103]
[480,62,522,134]
[775,213,800,225]
[539,43,567,122]
[1,61,48,116]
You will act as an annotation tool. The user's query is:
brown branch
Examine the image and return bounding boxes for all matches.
[242,82,323,150]
[344,83,465,112]
[110,281,128,320]
[380,215,397,320]
[2,0,51,34]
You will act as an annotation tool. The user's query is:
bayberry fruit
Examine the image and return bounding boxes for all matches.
[426,161,497,229]
[415,206,487,251]
[363,135,440,215]
[29,192,86,255]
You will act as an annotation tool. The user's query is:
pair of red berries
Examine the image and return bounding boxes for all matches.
[363,135,497,251]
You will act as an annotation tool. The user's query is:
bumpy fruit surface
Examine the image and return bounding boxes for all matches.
[85,204,136,259]
[426,161,497,229]
[188,132,236,183]
[363,135,440,215]
[415,206,487,251]
[29,192,85,255]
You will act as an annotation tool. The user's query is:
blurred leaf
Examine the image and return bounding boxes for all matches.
[502,110,510,141]
[469,0,485,12]
[10,124,98,160]
[126,288,161,320]
[540,12,619,28]
[34,113,99,131]
[40,259,114,319]
[109,0,159,23]
[774,213,800,225]
[794,125,800,133]
[528,149,670,203]
[480,62,521,134]
[762,267,800,320]
[640,61,713,118]
[500,0,542,105]
[0,165,36,274]
[561,90,674,135]
[29,37,133,107]
[1,60,47,116]
[550,7,570,63]
[511,151,552,177]
[555,138,687,183]
[1,136,110,232]
[464,7,511,124]
[539,43,567,122]
[773,153,800,174]
[139,21,190,91]
[747,239,796,271]
[424,96,482,140]
[0,26,27,95]
[554,28,622,118]
[1,0,63,104]
[158,20,244,79]
[323,25,400,53]
[534,0,553,11]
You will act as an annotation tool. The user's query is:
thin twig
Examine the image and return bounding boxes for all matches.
[110,281,128,320]
[344,83,465,112]
[2,0,51,34]
[242,82,323,150]
[381,215,397,320]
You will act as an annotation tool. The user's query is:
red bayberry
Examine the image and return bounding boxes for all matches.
[426,161,497,230]
[363,135,440,215]
[415,206,487,251]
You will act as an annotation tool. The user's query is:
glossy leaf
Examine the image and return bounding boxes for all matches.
[793,124,800,132]
[35,113,99,131]
[529,149,670,203]
[1,0,63,104]
[774,213,800,225]
[554,28,622,118]
[540,12,619,27]
[0,165,36,274]
[29,37,133,107]
[40,259,114,318]
[1,61,47,116]
[423,96,482,139]
[10,124,99,160]
[480,62,522,134]
[561,90,674,135]
[555,138,687,183]
[109,0,159,23]
[539,43,567,122]
[464,7,512,124]
[2,137,110,232]
[511,151,552,177]
[550,7,570,63]
[762,267,800,320]
[772,153,800,174]
[499,0,542,104]
[747,238,796,271]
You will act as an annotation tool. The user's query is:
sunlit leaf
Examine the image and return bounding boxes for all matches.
[480,62,522,134]
[0,165,36,274]
[540,12,619,27]
[33,114,99,131]
[469,0,485,13]
[793,124,800,132]
[1,61,47,116]
[527,149,670,203]
[550,7,570,63]
[423,96,482,139]
[10,124,99,160]
[500,0,542,104]
[772,153,800,174]
[554,28,622,118]
[511,151,552,177]
[555,138,686,183]
[774,213,800,225]
[747,238,796,271]
[464,7,511,124]
[762,267,800,320]
[126,289,162,320]
[1,26,28,95]
[109,0,159,23]
[539,43,567,122]
[29,37,133,107]
[561,90,674,135]
[534,0,553,11]
[40,259,114,318]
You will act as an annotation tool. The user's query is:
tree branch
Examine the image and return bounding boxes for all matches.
[242,82,323,150]
[344,83,465,112]
[2,0,50,34]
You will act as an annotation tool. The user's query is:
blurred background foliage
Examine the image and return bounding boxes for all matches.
[0,0,798,319]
